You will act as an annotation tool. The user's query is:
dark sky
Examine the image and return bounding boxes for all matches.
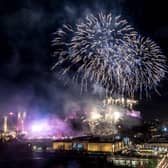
[0,0,168,120]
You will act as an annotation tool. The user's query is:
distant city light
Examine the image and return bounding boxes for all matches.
[163,127,167,132]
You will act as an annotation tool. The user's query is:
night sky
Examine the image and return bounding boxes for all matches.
[0,0,168,120]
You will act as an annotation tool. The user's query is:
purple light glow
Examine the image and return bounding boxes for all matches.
[9,112,14,116]
[26,116,79,139]
[126,110,141,119]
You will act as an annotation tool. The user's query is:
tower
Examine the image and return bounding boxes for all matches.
[17,111,26,133]
[3,116,8,133]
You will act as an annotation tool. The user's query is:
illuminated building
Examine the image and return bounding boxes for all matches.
[87,142,124,153]
[53,137,125,153]
[107,156,157,168]
[142,143,168,157]
[53,142,73,151]
[103,97,137,109]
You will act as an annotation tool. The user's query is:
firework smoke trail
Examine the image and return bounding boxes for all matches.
[52,12,167,98]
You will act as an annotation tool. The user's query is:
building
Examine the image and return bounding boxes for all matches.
[136,137,168,157]
[52,136,125,153]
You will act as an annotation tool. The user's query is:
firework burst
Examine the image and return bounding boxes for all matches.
[124,35,167,97]
[52,12,167,98]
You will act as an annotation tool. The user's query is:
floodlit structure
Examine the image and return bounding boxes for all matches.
[17,111,26,133]
[53,136,125,153]
[103,97,137,109]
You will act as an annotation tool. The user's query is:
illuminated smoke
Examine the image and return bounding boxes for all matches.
[81,99,124,136]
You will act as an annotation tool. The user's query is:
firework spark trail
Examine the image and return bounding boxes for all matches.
[68,13,137,96]
[81,96,140,136]
[52,12,167,98]
[124,36,167,97]
[82,102,124,136]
